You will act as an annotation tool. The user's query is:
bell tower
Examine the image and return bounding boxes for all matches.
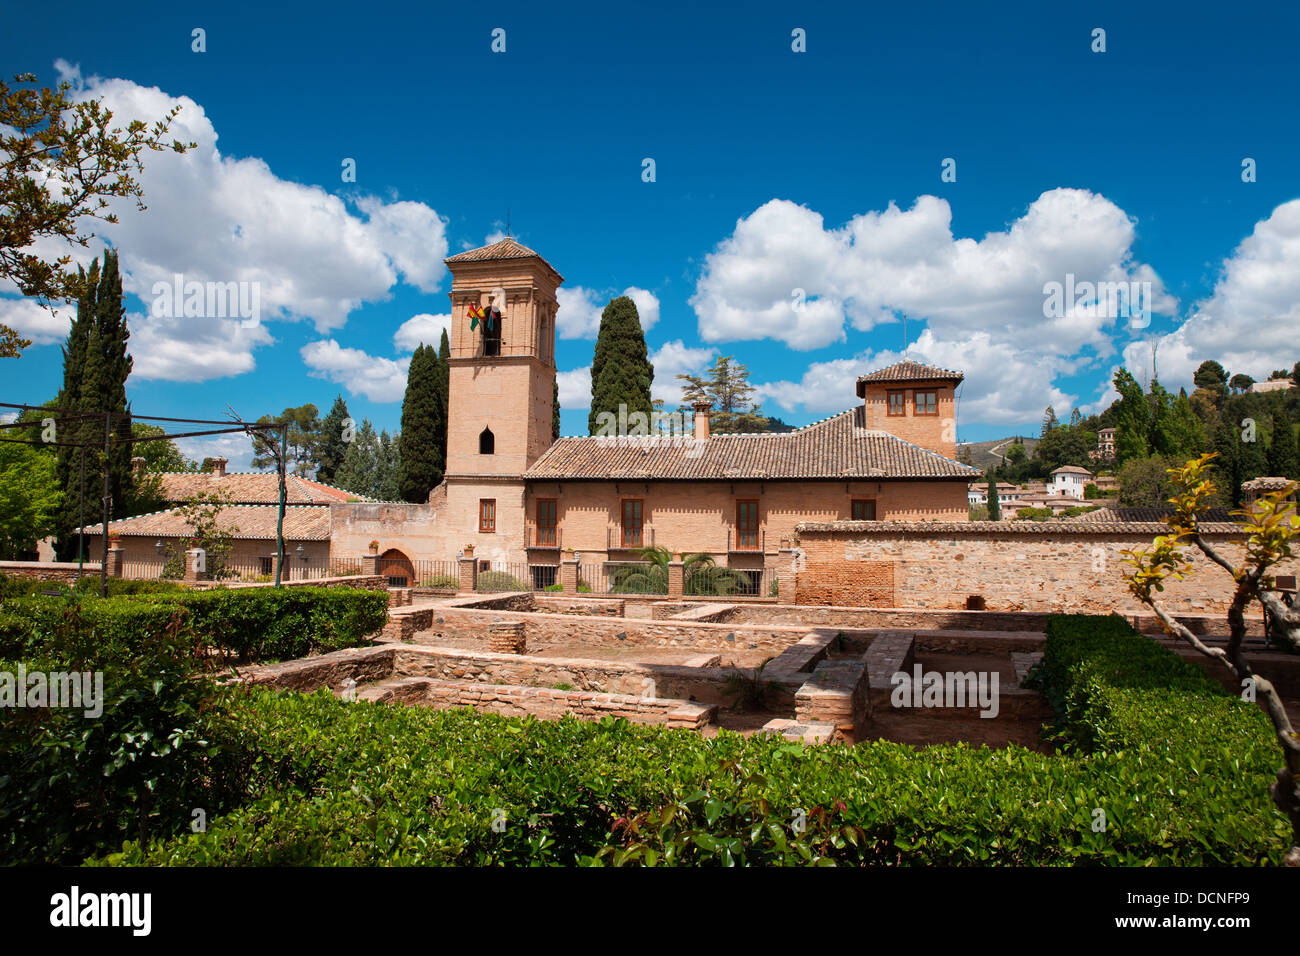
[443,237,561,477]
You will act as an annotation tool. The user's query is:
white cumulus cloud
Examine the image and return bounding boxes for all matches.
[300,339,410,403]
[15,61,449,382]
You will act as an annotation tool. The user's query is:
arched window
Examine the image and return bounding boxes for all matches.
[479,427,495,455]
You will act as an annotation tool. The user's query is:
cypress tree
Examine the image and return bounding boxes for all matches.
[397,343,444,502]
[54,252,133,558]
[588,295,653,435]
[315,395,351,484]
[53,260,98,556]
[434,328,450,472]
[986,478,1001,521]
[553,378,561,440]
[94,250,134,519]
[1266,422,1300,480]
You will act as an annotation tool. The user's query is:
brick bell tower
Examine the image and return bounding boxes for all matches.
[443,236,561,476]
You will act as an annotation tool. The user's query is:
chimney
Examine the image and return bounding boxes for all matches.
[212,457,228,477]
[131,456,146,477]
[692,401,712,441]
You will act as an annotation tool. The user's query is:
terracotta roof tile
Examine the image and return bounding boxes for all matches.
[81,504,331,541]
[524,407,980,481]
[156,472,367,505]
[1069,506,1237,524]
[855,359,964,386]
[444,237,563,280]
[1242,476,1296,493]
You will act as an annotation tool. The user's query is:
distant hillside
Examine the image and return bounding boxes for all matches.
[958,436,1039,471]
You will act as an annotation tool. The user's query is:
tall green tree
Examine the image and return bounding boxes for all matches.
[52,250,135,559]
[553,378,561,440]
[0,440,61,558]
[589,295,654,434]
[1266,422,1300,480]
[334,419,402,501]
[377,428,402,501]
[250,404,320,475]
[397,343,445,502]
[676,356,767,434]
[314,395,351,484]
[986,478,1001,521]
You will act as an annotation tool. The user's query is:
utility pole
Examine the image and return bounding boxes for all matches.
[99,411,110,598]
[77,446,85,584]
[274,423,287,586]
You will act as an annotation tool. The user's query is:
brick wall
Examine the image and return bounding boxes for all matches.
[792,521,1298,618]
[521,478,970,565]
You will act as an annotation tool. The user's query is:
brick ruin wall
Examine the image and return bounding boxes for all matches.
[793,524,1299,618]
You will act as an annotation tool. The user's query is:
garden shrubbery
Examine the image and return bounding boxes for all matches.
[94,613,1290,866]
[0,585,388,663]
[4,608,1289,866]
[0,583,391,864]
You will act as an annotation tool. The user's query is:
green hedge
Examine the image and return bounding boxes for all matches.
[0,573,186,600]
[8,609,1287,866]
[0,586,389,664]
[99,615,1290,866]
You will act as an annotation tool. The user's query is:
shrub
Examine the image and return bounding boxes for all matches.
[97,616,1290,867]
[0,598,253,865]
[476,571,528,592]
[544,583,563,592]
[99,680,1288,866]
[421,574,460,589]
[0,586,389,664]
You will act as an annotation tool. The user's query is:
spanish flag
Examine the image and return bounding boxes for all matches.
[467,303,485,330]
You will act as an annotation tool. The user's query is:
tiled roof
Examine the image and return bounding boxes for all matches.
[1051,465,1093,475]
[524,406,981,481]
[444,237,563,280]
[855,359,964,389]
[156,472,367,505]
[1070,505,1238,524]
[1242,476,1296,493]
[81,504,331,541]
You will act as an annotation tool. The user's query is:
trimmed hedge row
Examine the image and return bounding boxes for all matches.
[0,586,389,663]
[0,573,185,600]
[101,614,1290,866]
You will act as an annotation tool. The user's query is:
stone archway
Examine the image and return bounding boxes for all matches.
[379,548,416,587]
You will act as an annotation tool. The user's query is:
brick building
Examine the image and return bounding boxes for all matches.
[81,457,364,578]
[335,237,979,584]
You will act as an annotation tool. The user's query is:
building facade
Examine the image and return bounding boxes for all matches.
[332,238,979,584]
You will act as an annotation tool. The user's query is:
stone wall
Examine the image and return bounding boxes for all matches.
[417,606,816,659]
[792,521,1298,619]
[0,560,102,583]
[366,676,716,729]
[532,595,625,617]
[391,646,740,706]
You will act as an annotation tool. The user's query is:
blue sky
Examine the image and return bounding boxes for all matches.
[4,0,1300,465]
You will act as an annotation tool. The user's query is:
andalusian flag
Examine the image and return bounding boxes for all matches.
[467,303,485,330]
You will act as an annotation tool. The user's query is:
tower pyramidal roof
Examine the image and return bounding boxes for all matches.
[445,236,563,281]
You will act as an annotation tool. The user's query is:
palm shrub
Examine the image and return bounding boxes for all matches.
[610,546,747,596]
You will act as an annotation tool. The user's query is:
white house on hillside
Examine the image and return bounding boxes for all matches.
[1051,465,1093,500]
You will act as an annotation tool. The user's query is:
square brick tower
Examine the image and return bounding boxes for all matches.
[855,359,963,458]
[441,237,562,560]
